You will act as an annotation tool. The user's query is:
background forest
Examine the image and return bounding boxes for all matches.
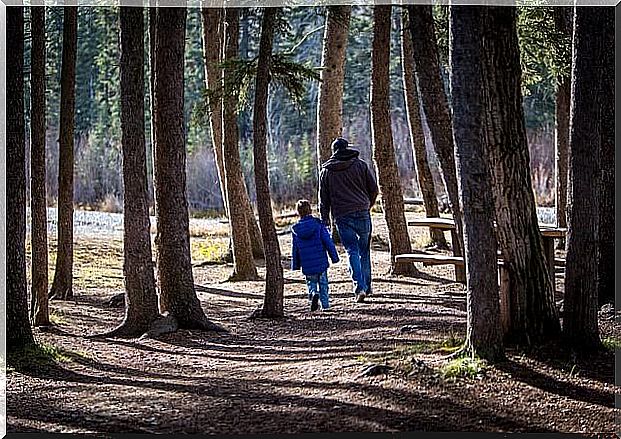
[25,5,560,214]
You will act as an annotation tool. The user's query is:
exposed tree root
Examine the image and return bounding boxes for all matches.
[247,307,285,320]
[228,272,261,282]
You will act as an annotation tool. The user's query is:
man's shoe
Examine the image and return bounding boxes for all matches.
[356,291,366,303]
[311,294,320,311]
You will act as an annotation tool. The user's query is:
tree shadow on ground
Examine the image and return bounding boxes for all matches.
[12,361,556,434]
[496,359,614,408]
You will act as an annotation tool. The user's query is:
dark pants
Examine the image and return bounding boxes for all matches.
[335,210,372,294]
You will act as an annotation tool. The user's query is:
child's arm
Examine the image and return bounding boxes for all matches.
[320,225,340,264]
[291,235,301,270]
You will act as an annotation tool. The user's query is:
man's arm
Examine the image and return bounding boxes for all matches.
[318,169,331,226]
[320,224,340,264]
[365,163,379,207]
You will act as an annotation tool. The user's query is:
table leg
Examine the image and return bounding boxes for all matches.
[542,237,556,293]
[450,229,466,284]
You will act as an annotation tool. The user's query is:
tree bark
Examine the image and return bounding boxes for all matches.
[253,7,284,318]
[564,6,607,350]
[597,7,614,307]
[200,7,264,260]
[106,6,160,337]
[316,5,351,166]
[481,7,560,345]
[400,8,447,249]
[450,5,504,362]
[222,8,259,281]
[7,6,36,353]
[371,5,419,277]
[30,5,50,327]
[553,7,571,249]
[50,6,78,301]
[407,5,465,282]
[153,7,222,331]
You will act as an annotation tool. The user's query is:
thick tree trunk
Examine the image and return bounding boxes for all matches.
[153,7,222,331]
[222,8,258,281]
[7,6,36,353]
[481,7,560,345]
[564,7,607,350]
[253,7,284,318]
[553,7,571,249]
[149,4,157,214]
[371,6,419,277]
[50,6,78,301]
[597,7,614,307]
[105,6,160,338]
[30,6,50,327]
[407,5,465,282]
[400,9,447,249]
[450,5,504,362]
[316,5,351,166]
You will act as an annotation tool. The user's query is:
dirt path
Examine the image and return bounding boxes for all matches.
[8,212,617,434]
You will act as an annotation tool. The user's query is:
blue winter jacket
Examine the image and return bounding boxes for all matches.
[291,215,339,276]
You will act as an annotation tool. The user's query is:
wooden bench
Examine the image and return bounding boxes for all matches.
[407,217,567,286]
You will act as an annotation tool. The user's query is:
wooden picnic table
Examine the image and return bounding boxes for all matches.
[407,217,566,286]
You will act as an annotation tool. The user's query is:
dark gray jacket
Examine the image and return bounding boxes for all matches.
[319,148,379,224]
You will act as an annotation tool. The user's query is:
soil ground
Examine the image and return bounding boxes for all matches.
[8,211,618,434]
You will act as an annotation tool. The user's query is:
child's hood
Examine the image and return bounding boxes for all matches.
[291,216,323,240]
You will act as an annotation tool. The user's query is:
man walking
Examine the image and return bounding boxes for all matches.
[319,137,379,302]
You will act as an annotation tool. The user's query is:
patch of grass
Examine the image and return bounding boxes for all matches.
[49,310,68,326]
[8,343,72,371]
[412,234,434,250]
[438,331,464,353]
[190,209,225,220]
[191,237,229,264]
[8,343,94,373]
[440,356,486,380]
[602,337,621,351]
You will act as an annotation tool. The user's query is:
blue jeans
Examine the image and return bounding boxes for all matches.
[306,271,330,309]
[336,210,372,295]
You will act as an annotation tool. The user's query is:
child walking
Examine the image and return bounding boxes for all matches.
[291,199,339,311]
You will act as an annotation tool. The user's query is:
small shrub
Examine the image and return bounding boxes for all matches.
[602,337,621,351]
[99,194,123,213]
[440,356,486,380]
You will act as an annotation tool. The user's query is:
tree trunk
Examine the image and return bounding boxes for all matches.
[450,5,503,362]
[200,8,264,260]
[105,6,160,338]
[50,6,78,301]
[400,8,447,249]
[7,6,35,353]
[553,7,571,249]
[371,5,419,277]
[407,5,465,283]
[149,3,157,214]
[201,8,227,215]
[564,6,608,350]
[222,8,258,281]
[316,5,351,166]
[481,7,560,346]
[253,7,284,318]
[597,7,614,307]
[30,5,50,327]
[153,7,222,331]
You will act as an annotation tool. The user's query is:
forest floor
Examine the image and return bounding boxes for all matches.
[8,210,619,435]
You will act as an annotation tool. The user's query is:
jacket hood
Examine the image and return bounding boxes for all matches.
[322,148,360,171]
[292,216,322,240]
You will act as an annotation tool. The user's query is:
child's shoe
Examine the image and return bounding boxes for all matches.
[310,294,320,311]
